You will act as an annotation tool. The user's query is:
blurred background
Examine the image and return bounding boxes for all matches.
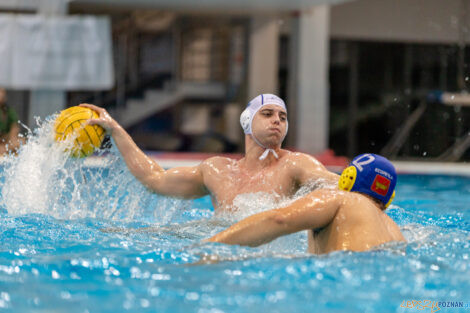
[2,0,470,161]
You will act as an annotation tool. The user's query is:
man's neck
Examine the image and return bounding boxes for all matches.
[242,136,281,170]
[362,194,386,211]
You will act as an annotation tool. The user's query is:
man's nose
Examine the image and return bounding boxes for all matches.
[272,115,281,125]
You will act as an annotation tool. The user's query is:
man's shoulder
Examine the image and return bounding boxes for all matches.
[340,192,383,215]
[309,187,341,198]
[281,151,324,169]
[200,156,236,168]
[305,188,346,211]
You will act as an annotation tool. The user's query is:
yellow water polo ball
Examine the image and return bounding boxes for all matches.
[54,106,106,158]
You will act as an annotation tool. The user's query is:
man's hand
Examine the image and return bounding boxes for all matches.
[79,103,120,134]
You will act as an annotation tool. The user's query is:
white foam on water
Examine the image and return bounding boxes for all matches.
[211,180,339,254]
[0,117,188,223]
[1,117,68,216]
[214,191,311,254]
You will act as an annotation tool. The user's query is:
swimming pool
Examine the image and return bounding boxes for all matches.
[0,124,469,313]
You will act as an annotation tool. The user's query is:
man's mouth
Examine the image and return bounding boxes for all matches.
[269,128,281,134]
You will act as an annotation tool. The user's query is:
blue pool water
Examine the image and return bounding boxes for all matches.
[0,124,469,312]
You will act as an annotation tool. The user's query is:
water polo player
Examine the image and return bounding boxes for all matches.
[80,94,338,212]
[208,153,406,253]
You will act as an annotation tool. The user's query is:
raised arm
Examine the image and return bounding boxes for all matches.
[208,189,341,247]
[80,103,208,199]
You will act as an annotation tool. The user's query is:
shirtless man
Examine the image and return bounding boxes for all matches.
[80,94,338,212]
[208,154,406,253]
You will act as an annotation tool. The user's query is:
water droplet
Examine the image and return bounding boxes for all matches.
[70,272,80,280]
[60,291,71,299]
[140,299,150,308]
[52,270,60,279]
[185,292,200,301]
[109,267,120,276]
[341,268,352,279]
[149,287,160,296]
[151,274,170,281]
[1,293,10,302]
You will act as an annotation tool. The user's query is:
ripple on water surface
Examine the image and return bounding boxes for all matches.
[0,120,469,312]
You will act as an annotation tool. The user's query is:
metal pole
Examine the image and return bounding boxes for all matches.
[172,20,181,88]
[402,45,413,156]
[439,47,448,91]
[347,42,359,158]
[287,13,299,148]
[455,0,468,139]
[116,33,128,110]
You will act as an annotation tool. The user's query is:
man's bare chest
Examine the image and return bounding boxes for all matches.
[206,166,295,206]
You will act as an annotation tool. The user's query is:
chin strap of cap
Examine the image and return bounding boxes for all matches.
[251,133,279,160]
[259,149,278,160]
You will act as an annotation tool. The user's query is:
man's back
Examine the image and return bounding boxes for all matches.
[308,191,405,254]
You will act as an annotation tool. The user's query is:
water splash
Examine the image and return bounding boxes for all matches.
[1,116,66,215]
[0,113,311,257]
[0,117,189,223]
[225,179,334,222]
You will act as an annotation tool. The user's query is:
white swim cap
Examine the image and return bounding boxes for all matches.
[240,94,288,160]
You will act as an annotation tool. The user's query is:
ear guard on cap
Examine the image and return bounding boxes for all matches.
[240,108,252,134]
[385,190,395,208]
[338,166,357,191]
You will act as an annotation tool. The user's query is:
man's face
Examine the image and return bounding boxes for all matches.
[251,104,287,148]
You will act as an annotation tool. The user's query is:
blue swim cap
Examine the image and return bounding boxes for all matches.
[338,154,397,207]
